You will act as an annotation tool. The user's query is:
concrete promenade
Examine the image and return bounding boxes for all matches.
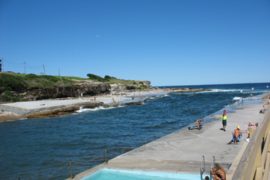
[74,100,266,179]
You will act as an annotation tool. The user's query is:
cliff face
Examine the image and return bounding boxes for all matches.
[22,83,111,100]
[110,81,151,94]
[23,81,151,100]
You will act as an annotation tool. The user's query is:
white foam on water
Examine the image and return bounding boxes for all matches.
[210,89,243,92]
[75,105,126,113]
[194,88,269,94]
[233,97,243,101]
[194,89,242,94]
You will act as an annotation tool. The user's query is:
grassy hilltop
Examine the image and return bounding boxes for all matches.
[0,72,151,102]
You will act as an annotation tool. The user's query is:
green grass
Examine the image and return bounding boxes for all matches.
[0,72,77,92]
[63,76,87,80]
[0,73,28,92]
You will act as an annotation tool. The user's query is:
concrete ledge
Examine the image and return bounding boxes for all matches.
[230,110,270,180]
[73,102,265,179]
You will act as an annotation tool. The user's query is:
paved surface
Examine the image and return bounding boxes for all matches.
[74,103,265,179]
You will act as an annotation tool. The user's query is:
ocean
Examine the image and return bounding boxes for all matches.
[0,83,269,180]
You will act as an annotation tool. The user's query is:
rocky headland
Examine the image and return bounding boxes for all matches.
[0,72,204,122]
[0,72,151,102]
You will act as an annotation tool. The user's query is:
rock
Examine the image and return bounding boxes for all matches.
[22,83,111,101]
[25,102,103,119]
[110,81,151,94]
[0,112,22,122]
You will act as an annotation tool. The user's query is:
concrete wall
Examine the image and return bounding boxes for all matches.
[228,110,270,180]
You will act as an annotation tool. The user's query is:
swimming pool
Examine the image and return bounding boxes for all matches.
[82,168,207,180]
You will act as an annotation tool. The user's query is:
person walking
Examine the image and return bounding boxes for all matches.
[220,110,228,131]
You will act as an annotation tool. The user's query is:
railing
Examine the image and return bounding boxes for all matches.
[200,155,217,180]
[66,146,134,179]
[228,110,270,180]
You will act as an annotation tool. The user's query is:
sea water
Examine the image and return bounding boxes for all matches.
[0,83,269,179]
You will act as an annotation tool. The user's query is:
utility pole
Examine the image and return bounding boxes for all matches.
[23,61,26,74]
[0,59,2,72]
[43,64,46,75]
[58,68,61,77]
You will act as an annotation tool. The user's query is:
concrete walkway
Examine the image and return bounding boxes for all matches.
[74,103,265,179]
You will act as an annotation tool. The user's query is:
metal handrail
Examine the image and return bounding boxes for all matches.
[66,146,135,178]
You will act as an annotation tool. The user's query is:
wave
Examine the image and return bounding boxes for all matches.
[148,94,168,100]
[210,89,243,92]
[193,89,240,94]
[75,105,125,113]
[195,88,269,94]
[232,96,243,101]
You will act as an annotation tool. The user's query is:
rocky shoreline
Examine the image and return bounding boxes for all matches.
[0,88,205,123]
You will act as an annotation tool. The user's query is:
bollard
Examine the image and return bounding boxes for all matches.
[104,148,108,163]
[68,161,74,178]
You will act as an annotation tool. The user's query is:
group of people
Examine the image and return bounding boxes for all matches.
[222,110,259,144]
[189,109,258,143]
[190,109,260,180]
[188,109,228,132]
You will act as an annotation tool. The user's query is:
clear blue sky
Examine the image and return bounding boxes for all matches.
[0,0,269,86]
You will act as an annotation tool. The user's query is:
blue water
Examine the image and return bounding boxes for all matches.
[83,169,202,180]
[0,83,269,179]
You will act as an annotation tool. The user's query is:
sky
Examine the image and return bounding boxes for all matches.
[0,0,270,86]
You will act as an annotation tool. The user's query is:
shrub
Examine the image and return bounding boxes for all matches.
[86,74,104,82]
[0,73,27,92]
[0,90,21,102]
[25,73,38,79]
[104,75,117,81]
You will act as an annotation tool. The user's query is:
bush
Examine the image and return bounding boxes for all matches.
[39,75,60,82]
[0,73,27,92]
[25,73,38,79]
[87,73,104,82]
[104,75,117,81]
[0,90,21,102]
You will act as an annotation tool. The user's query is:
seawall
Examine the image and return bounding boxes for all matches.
[73,95,269,179]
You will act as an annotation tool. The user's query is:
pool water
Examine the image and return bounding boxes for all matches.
[82,169,206,180]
